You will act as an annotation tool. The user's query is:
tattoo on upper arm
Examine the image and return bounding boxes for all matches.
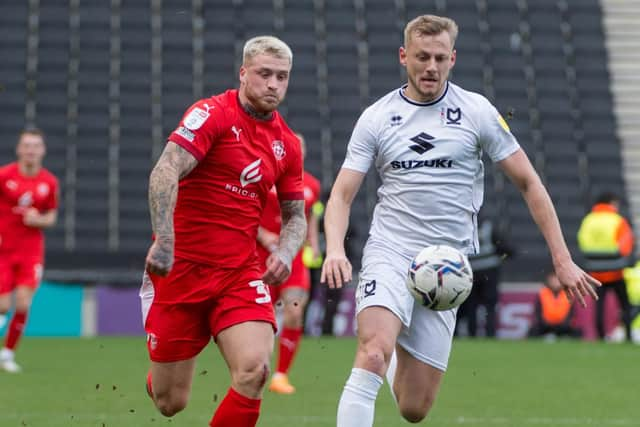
[148,143,199,238]
[278,199,307,263]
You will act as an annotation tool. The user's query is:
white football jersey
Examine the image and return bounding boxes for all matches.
[343,81,520,257]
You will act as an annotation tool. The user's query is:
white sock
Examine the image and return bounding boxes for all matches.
[0,347,14,361]
[337,368,383,427]
[385,350,398,405]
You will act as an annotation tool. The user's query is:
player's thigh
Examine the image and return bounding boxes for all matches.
[393,344,443,415]
[150,357,198,398]
[354,306,403,371]
[209,264,277,338]
[13,286,36,311]
[15,258,42,288]
[216,320,274,394]
[0,256,15,303]
[398,302,456,372]
[141,265,215,363]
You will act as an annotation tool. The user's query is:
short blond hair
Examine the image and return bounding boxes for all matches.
[243,35,293,65]
[404,15,458,49]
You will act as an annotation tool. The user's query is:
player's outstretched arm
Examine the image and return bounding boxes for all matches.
[263,199,306,285]
[498,149,600,307]
[146,142,198,276]
[321,168,365,289]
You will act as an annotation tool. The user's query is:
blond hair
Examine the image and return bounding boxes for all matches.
[243,35,293,65]
[404,15,459,48]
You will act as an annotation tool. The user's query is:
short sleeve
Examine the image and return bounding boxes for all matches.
[477,101,521,163]
[44,175,59,211]
[342,106,379,173]
[168,99,224,161]
[276,135,304,201]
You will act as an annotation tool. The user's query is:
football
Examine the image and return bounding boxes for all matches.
[406,245,474,311]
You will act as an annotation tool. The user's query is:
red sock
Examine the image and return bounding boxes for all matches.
[276,327,303,374]
[5,311,27,350]
[209,387,261,427]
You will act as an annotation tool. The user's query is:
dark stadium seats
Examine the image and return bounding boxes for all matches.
[2,0,624,282]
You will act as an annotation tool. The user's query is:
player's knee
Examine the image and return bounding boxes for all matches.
[154,393,188,417]
[283,304,304,327]
[398,396,434,423]
[399,404,430,423]
[233,360,270,392]
[14,293,33,312]
[357,344,388,375]
[14,300,31,313]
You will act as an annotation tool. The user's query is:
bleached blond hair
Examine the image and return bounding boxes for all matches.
[404,15,459,48]
[243,35,293,65]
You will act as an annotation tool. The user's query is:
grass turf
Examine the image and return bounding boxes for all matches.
[0,337,637,426]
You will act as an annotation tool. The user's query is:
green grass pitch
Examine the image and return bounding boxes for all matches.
[1,337,638,426]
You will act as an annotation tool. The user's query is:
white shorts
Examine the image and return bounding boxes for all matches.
[355,242,457,372]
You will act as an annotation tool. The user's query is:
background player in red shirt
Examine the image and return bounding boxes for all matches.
[141,36,306,427]
[256,132,321,394]
[0,128,59,373]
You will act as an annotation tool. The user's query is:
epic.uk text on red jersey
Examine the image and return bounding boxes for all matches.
[0,162,59,256]
[167,89,304,268]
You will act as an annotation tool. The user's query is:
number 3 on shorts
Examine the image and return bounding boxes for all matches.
[249,280,272,304]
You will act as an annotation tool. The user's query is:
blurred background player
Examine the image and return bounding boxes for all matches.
[256,132,321,394]
[458,215,514,337]
[0,128,59,373]
[141,36,306,427]
[578,192,634,341]
[528,269,582,339]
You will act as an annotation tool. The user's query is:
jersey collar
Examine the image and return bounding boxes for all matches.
[398,81,449,106]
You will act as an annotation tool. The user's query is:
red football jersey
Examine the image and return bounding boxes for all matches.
[256,171,321,265]
[167,89,304,268]
[0,162,59,256]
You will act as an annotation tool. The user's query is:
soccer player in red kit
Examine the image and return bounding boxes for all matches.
[256,133,321,394]
[0,128,58,373]
[141,36,306,427]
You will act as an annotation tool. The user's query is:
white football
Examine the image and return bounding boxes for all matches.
[406,245,473,311]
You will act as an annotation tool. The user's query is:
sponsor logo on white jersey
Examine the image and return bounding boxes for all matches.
[272,140,285,160]
[184,104,213,130]
[240,159,262,187]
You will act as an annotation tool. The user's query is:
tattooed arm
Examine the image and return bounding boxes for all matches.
[262,199,306,285]
[145,142,198,276]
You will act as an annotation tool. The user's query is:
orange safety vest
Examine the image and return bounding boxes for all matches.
[539,287,571,325]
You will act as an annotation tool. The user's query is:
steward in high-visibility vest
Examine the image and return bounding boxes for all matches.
[528,271,582,338]
[577,201,634,281]
[577,192,634,341]
[623,262,640,335]
[538,287,572,326]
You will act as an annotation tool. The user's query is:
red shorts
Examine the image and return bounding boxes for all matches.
[269,252,310,303]
[140,258,276,363]
[0,252,43,294]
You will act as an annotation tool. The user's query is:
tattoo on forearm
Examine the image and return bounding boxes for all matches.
[148,143,198,239]
[278,199,307,265]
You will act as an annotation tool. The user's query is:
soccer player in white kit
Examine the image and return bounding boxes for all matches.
[321,15,600,426]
